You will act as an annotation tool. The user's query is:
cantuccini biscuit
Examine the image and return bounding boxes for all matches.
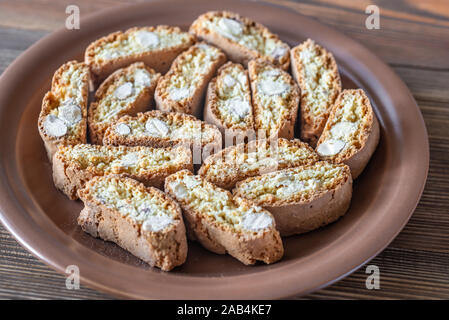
[102,110,222,163]
[38,61,89,161]
[291,39,342,147]
[203,62,254,144]
[165,170,283,265]
[198,138,318,190]
[52,144,192,200]
[190,11,290,70]
[85,26,195,85]
[248,59,300,140]
[88,62,161,144]
[234,162,352,236]
[78,175,187,271]
[155,42,226,118]
[316,89,379,179]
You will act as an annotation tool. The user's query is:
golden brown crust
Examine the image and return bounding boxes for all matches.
[164,170,283,265]
[190,11,290,70]
[88,62,161,144]
[290,39,342,147]
[38,61,89,161]
[102,110,222,161]
[52,144,193,200]
[203,62,254,145]
[198,138,319,190]
[77,175,187,271]
[154,42,227,118]
[344,115,379,178]
[233,162,352,236]
[248,59,300,140]
[85,26,195,86]
[316,89,380,179]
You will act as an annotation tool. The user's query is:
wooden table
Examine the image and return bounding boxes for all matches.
[0,0,448,300]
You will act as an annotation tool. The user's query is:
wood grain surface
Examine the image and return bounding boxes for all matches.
[0,0,448,300]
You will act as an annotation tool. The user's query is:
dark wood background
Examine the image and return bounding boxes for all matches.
[0,0,448,299]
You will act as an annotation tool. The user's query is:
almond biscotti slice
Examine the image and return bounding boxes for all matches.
[88,62,161,144]
[78,175,187,271]
[102,110,222,163]
[155,42,227,118]
[85,26,195,85]
[52,144,192,200]
[316,89,380,179]
[198,138,318,190]
[38,61,89,161]
[291,39,342,147]
[190,11,290,70]
[165,170,283,265]
[234,162,352,236]
[204,62,254,144]
[248,59,300,140]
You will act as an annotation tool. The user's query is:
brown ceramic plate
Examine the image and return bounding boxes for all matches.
[0,0,428,299]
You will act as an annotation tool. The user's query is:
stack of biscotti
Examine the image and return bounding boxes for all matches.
[203,59,300,145]
[35,10,382,272]
[199,138,353,237]
[52,143,193,199]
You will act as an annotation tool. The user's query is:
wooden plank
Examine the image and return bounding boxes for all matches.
[269,0,449,69]
[2,0,449,30]
[305,248,449,299]
[0,27,47,51]
[379,99,448,254]
[0,28,47,73]
[0,0,131,31]
[311,0,449,27]
[0,0,449,69]
[392,67,449,102]
[0,226,111,299]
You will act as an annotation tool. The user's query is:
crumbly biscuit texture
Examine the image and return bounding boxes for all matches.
[103,110,221,150]
[233,162,352,236]
[234,162,350,203]
[291,39,341,146]
[198,138,318,190]
[52,143,192,199]
[190,11,290,70]
[155,42,227,117]
[78,175,187,271]
[248,59,299,139]
[204,62,254,139]
[88,62,161,144]
[38,61,89,160]
[316,89,379,178]
[165,170,283,265]
[85,25,195,84]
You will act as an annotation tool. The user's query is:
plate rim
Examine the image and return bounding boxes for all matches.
[0,0,429,299]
